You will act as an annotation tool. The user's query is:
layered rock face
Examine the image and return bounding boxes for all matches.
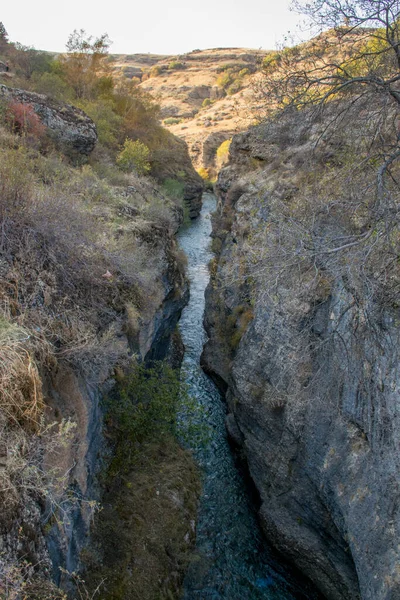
[203,115,400,600]
[0,84,97,156]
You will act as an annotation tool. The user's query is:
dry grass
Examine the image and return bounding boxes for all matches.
[0,318,44,431]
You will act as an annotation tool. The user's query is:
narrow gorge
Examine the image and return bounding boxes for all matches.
[178,193,319,599]
[1,11,400,600]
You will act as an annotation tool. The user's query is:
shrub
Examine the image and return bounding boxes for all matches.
[197,166,210,181]
[78,98,123,148]
[5,101,45,138]
[202,98,212,108]
[106,362,182,463]
[0,317,44,431]
[168,61,186,70]
[215,139,231,170]
[163,117,182,125]
[29,72,74,101]
[226,305,254,351]
[149,65,163,78]
[116,138,151,175]
[0,145,35,215]
[161,177,185,199]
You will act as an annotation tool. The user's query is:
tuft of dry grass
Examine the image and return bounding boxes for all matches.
[0,318,43,431]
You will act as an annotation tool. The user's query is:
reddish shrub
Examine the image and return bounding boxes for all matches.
[6,101,45,138]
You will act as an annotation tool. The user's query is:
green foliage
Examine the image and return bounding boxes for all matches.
[216,71,232,89]
[341,30,393,77]
[161,177,185,199]
[66,29,111,55]
[163,117,182,125]
[29,72,74,101]
[83,433,200,600]
[1,29,172,179]
[59,29,112,99]
[226,305,254,351]
[210,237,222,255]
[0,22,8,45]
[197,167,214,187]
[149,64,164,78]
[79,98,123,147]
[116,138,151,175]
[262,51,281,73]
[106,360,211,472]
[168,60,186,70]
[111,362,181,446]
[11,45,53,80]
[202,98,212,108]
[216,64,250,95]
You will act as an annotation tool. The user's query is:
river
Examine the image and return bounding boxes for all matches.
[177,193,320,600]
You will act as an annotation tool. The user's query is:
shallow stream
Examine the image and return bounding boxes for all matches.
[177,193,319,600]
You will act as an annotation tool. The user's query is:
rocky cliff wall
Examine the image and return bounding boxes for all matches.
[202,114,400,600]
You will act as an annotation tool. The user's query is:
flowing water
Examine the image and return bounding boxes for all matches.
[177,193,319,600]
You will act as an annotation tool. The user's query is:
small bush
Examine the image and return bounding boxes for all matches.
[116,138,151,175]
[211,237,222,255]
[149,65,165,78]
[197,166,210,180]
[0,317,44,431]
[216,138,231,168]
[29,72,74,101]
[161,177,185,199]
[5,101,45,138]
[226,305,254,351]
[168,61,186,70]
[106,362,182,462]
[163,117,182,125]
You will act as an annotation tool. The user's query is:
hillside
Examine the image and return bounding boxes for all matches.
[111,48,268,174]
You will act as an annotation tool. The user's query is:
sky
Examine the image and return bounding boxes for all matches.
[1,0,309,55]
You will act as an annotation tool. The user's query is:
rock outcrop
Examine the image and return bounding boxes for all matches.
[0,84,97,157]
[202,113,400,600]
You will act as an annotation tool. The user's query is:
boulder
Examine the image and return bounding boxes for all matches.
[0,84,97,157]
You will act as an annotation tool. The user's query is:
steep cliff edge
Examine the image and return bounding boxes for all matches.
[202,109,400,600]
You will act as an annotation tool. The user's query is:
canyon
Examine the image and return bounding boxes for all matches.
[1,19,400,600]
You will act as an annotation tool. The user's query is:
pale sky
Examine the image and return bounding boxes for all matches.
[1,0,308,55]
